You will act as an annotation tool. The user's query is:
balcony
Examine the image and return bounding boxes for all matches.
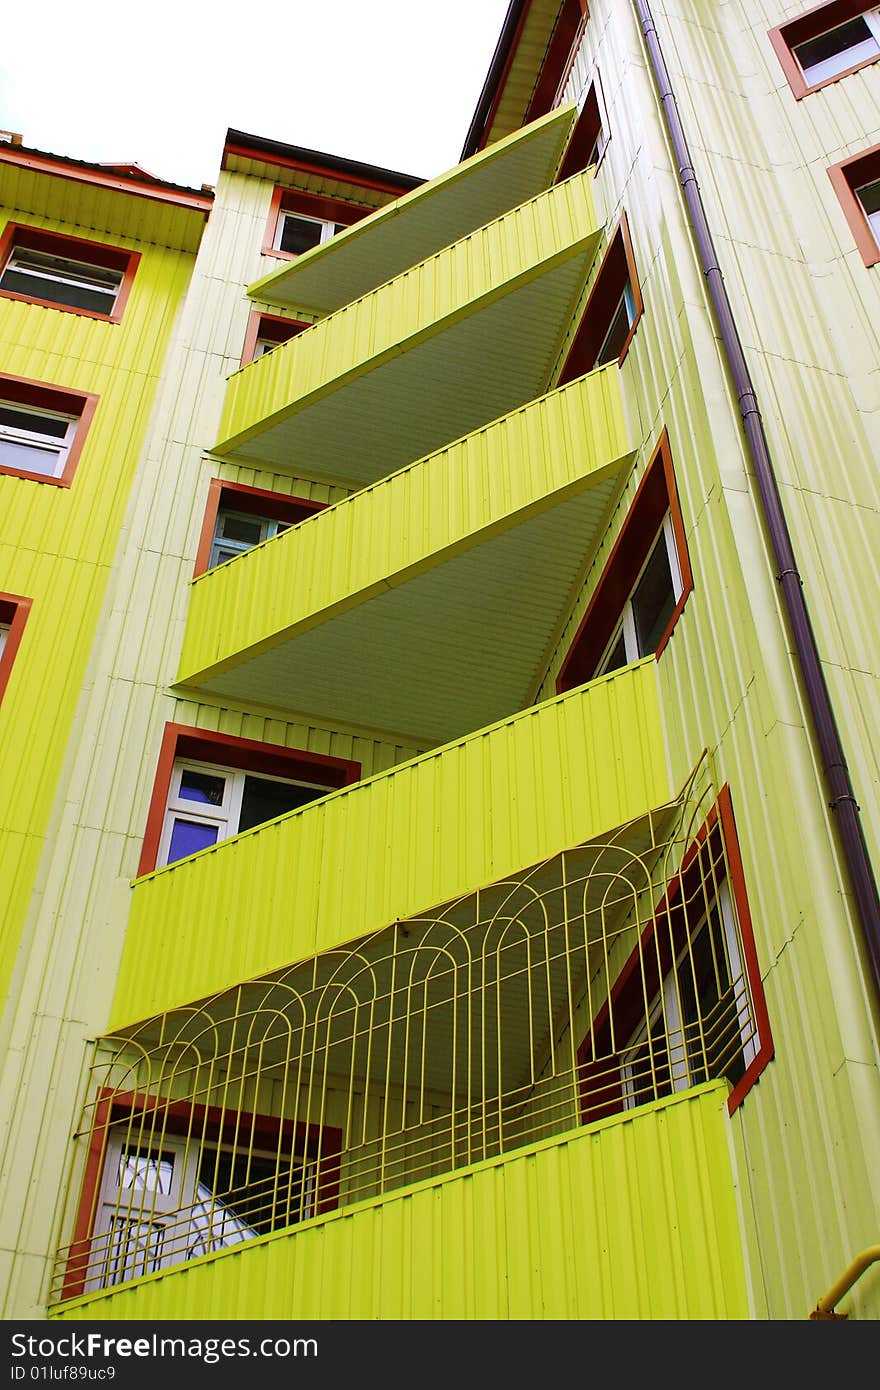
[116,660,668,1024]
[51,755,757,1319]
[177,368,633,742]
[214,170,602,488]
[248,104,578,316]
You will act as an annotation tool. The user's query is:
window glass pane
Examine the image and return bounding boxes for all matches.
[167,819,219,863]
[199,1146,308,1235]
[794,17,878,82]
[857,178,880,245]
[217,511,266,546]
[333,223,347,236]
[178,769,226,805]
[676,901,744,1088]
[597,627,628,677]
[1,250,120,313]
[0,438,62,475]
[277,215,324,256]
[631,531,676,656]
[0,404,70,438]
[594,287,633,367]
[238,774,328,833]
[117,1146,175,1195]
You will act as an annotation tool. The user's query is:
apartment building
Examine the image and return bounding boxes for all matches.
[1,0,878,1321]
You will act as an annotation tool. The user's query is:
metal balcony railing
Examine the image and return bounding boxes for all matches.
[51,752,760,1304]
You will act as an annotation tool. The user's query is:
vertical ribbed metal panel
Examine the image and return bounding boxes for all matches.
[51,1084,749,1321]
[532,0,880,1322]
[112,659,668,1025]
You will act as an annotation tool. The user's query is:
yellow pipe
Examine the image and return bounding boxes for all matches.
[809,1246,880,1319]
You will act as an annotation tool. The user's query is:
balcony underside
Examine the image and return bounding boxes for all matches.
[248,104,578,315]
[215,172,601,488]
[178,368,633,742]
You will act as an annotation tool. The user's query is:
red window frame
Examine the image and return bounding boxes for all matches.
[241,309,311,366]
[556,428,692,691]
[137,723,361,877]
[63,1086,342,1301]
[0,372,98,487]
[0,222,139,323]
[768,0,880,99]
[557,214,643,383]
[576,785,773,1124]
[827,142,880,266]
[556,73,609,182]
[0,592,31,703]
[193,479,327,578]
[262,187,369,260]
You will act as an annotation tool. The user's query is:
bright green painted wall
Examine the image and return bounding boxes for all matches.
[52,1084,750,1321]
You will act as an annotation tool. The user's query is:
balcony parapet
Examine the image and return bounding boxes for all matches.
[178,366,634,741]
[248,104,578,316]
[214,170,602,488]
[117,659,668,1025]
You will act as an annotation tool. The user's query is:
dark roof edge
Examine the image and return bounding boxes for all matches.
[223,129,424,192]
[460,0,529,161]
[0,141,214,201]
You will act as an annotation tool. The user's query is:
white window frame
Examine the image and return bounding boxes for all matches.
[157,758,333,867]
[88,1126,317,1290]
[595,512,683,676]
[620,878,755,1111]
[0,399,78,478]
[793,7,880,85]
[273,210,344,256]
[209,507,289,569]
[0,622,8,660]
[594,279,637,368]
[855,176,880,245]
[0,244,123,314]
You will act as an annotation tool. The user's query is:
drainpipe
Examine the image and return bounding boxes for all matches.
[632,0,880,1009]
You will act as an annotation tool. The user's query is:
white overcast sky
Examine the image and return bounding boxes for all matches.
[0,1,511,190]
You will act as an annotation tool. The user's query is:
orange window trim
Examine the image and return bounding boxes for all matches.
[0,371,98,488]
[240,308,311,367]
[769,0,880,98]
[262,186,370,259]
[0,222,140,324]
[556,74,608,182]
[137,723,361,877]
[828,142,880,266]
[556,427,692,691]
[193,478,327,577]
[557,212,643,384]
[0,592,31,703]
[576,784,773,1125]
[62,1086,342,1301]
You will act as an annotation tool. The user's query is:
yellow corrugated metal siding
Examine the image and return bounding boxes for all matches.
[52,1083,750,1321]
[112,659,668,1025]
[535,0,880,1320]
[177,365,631,688]
[216,171,600,458]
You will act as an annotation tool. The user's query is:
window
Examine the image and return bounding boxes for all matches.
[194,480,326,576]
[557,215,643,382]
[0,593,31,704]
[556,75,609,181]
[137,725,361,875]
[241,310,310,366]
[828,143,880,266]
[65,1091,340,1296]
[577,788,772,1124]
[0,375,97,485]
[769,2,880,98]
[557,429,692,691]
[262,187,367,260]
[0,223,138,321]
